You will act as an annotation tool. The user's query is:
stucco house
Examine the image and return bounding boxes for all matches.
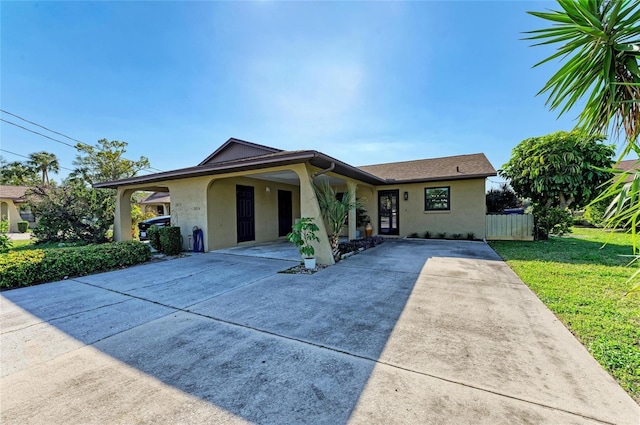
[0,185,31,232]
[138,191,171,216]
[95,138,496,265]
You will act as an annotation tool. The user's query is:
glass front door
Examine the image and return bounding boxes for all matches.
[378,190,399,235]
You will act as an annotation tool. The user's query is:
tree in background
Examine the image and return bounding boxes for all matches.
[500,131,615,239]
[27,151,59,185]
[29,179,113,243]
[72,139,150,184]
[30,139,151,244]
[486,183,521,213]
[0,158,40,186]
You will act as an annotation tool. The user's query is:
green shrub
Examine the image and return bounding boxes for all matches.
[532,204,573,240]
[0,234,12,254]
[159,226,182,255]
[583,198,608,227]
[407,232,420,238]
[0,241,151,289]
[423,231,431,239]
[466,232,475,240]
[147,225,161,250]
[0,220,8,233]
[17,221,29,233]
[451,233,462,239]
[436,232,447,239]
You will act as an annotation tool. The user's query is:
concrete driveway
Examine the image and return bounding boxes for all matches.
[1,240,638,424]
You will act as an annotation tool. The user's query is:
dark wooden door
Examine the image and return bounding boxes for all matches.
[378,190,399,235]
[236,185,255,242]
[278,190,293,237]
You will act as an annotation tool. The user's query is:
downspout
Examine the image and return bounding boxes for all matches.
[312,162,335,179]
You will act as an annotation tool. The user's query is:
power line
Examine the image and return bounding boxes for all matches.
[0,110,164,172]
[1,109,86,146]
[0,148,76,172]
[1,119,78,149]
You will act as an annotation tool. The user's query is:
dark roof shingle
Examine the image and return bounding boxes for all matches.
[358,153,497,182]
[0,185,30,201]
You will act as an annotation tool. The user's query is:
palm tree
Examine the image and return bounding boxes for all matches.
[526,0,639,143]
[28,151,60,184]
[313,180,362,261]
[527,1,640,292]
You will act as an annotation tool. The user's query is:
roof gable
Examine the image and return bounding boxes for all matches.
[199,138,283,166]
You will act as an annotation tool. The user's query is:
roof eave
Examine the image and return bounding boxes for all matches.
[94,151,319,189]
[385,173,497,185]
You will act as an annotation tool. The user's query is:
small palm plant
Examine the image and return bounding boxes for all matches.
[314,180,362,261]
[287,217,320,259]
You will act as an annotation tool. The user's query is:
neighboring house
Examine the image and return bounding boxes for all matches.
[616,158,638,182]
[138,191,171,216]
[0,185,31,232]
[94,138,496,265]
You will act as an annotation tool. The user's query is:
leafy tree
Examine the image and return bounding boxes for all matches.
[500,131,615,210]
[72,139,150,184]
[29,139,151,244]
[27,151,59,185]
[0,158,40,186]
[29,180,113,244]
[486,183,520,213]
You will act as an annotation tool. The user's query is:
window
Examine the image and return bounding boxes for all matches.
[425,186,450,211]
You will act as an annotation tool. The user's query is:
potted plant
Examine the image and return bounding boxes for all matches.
[286,217,321,269]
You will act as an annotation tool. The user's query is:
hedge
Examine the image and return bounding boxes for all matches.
[17,221,29,233]
[147,225,161,251]
[159,226,182,255]
[0,241,151,289]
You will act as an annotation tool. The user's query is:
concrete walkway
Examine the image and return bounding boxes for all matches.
[1,240,638,424]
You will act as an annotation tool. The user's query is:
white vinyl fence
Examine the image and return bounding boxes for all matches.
[486,214,534,241]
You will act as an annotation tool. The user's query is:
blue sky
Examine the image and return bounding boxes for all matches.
[1,1,608,187]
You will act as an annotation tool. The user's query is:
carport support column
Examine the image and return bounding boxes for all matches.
[294,164,335,265]
[113,188,133,242]
[347,181,357,240]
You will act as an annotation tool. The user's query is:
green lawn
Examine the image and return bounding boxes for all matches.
[8,239,34,250]
[490,227,640,403]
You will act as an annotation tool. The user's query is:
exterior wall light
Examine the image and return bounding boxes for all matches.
[404,191,409,201]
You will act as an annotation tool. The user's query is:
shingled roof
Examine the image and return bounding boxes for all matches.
[0,185,30,202]
[94,139,496,189]
[140,192,171,204]
[358,153,496,183]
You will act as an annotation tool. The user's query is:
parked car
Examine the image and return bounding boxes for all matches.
[138,215,171,240]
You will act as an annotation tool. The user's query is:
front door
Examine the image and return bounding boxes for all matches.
[278,190,293,237]
[236,185,255,242]
[378,190,399,235]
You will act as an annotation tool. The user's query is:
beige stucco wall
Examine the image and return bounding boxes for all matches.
[207,176,301,250]
[0,199,24,232]
[372,178,487,239]
[112,163,334,264]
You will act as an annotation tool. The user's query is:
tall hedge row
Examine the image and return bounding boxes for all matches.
[0,241,151,289]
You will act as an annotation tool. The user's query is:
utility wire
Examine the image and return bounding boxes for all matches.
[0,148,76,172]
[1,119,77,149]
[1,110,164,172]
[1,109,86,146]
